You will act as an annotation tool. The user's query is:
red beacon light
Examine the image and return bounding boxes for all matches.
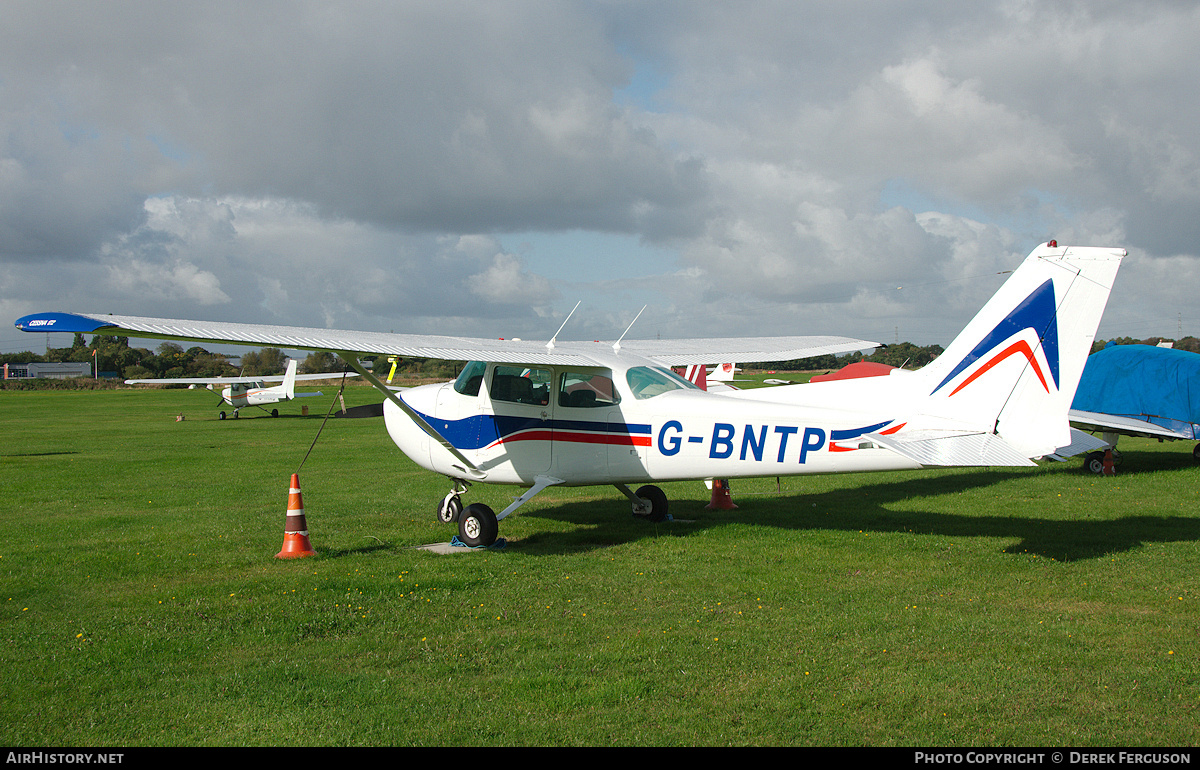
[1047,240,1057,248]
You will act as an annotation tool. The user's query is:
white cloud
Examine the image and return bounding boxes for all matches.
[104,258,230,306]
[467,253,558,307]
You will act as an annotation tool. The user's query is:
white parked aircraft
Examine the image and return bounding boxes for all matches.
[16,242,1124,547]
[125,359,350,419]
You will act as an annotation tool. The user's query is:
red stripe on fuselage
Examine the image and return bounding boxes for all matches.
[486,431,652,450]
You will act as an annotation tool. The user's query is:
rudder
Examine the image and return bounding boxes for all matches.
[914,242,1124,458]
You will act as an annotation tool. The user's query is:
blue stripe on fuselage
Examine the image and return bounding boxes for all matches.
[830,420,894,441]
[401,397,650,451]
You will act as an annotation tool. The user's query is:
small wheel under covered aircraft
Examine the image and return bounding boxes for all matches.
[437,494,463,524]
[633,484,669,523]
[1193,443,1200,462]
[458,503,498,547]
[1085,451,1106,475]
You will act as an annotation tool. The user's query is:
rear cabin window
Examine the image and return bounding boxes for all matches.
[558,371,620,408]
[490,366,551,406]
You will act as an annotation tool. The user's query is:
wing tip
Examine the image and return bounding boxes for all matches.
[15,312,114,334]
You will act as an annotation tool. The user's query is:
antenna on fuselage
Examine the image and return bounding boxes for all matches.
[612,306,646,354]
[546,301,581,351]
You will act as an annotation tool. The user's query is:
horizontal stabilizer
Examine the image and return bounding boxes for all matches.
[1045,427,1112,461]
[868,430,1036,467]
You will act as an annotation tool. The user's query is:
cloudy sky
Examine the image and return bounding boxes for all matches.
[3,0,1199,358]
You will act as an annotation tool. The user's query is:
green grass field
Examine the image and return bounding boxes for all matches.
[1,384,1197,746]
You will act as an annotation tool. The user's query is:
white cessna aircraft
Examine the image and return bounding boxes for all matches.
[126,359,350,419]
[15,242,1124,547]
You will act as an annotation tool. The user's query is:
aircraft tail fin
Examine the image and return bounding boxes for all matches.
[674,365,708,391]
[282,359,298,400]
[708,363,740,382]
[912,242,1124,459]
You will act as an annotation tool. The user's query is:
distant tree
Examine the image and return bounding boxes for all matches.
[863,342,943,369]
[239,348,287,376]
[45,332,90,362]
[757,341,943,372]
[1089,336,1200,354]
[188,352,239,378]
[299,351,341,374]
[239,350,261,374]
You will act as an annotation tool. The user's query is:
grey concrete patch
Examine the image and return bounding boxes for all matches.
[413,540,507,555]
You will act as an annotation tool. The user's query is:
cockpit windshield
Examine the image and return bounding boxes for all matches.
[453,360,486,396]
[625,366,701,399]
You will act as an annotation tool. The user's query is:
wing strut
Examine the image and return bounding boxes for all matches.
[335,352,486,479]
[496,474,564,521]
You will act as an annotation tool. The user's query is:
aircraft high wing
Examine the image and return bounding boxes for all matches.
[125,359,354,419]
[16,242,1125,548]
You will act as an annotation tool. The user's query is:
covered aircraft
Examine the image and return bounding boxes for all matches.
[16,242,1124,547]
[126,359,352,419]
[1067,343,1200,471]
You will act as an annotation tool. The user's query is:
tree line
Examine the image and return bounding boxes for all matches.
[755,335,1199,373]
[753,341,946,372]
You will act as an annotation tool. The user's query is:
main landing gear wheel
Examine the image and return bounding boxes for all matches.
[1193,443,1200,462]
[271,408,279,417]
[458,503,498,547]
[1085,451,1106,475]
[633,484,669,523]
[437,495,463,524]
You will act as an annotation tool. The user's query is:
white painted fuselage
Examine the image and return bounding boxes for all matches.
[384,353,924,488]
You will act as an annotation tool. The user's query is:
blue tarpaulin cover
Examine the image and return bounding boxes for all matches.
[1072,344,1200,437]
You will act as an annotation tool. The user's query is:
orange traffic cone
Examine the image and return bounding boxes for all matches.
[706,478,738,510]
[276,473,316,558]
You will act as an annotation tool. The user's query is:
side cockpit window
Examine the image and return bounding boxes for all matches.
[490,365,551,406]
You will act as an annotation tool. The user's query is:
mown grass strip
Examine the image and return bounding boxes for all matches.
[1,387,1196,746]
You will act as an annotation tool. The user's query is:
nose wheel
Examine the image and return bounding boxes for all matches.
[437,493,463,524]
[458,503,498,547]
[437,481,471,524]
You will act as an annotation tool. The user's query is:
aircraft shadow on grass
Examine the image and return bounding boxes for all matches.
[1,450,79,457]
[512,460,1200,563]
